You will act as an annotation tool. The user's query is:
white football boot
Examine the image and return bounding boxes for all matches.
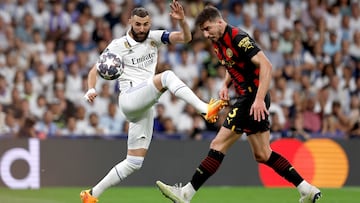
[156,181,191,203]
[299,185,322,203]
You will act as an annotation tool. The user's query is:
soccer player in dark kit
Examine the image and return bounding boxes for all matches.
[156,5,321,203]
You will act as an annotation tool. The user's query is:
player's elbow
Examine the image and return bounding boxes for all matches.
[183,32,192,43]
[187,35,192,42]
[183,35,192,43]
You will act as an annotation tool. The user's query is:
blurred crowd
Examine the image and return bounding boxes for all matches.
[0,0,360,141]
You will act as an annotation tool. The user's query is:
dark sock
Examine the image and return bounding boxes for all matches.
[265,151,303,186]
[190,149,225,190]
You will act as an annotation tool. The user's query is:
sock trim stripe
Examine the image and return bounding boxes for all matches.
[173,85,186,95]
[273,158,290,171]
[201,156,220,174]
[114,166,123,181]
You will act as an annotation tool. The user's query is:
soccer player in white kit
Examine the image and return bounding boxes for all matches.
[80,1,227,202]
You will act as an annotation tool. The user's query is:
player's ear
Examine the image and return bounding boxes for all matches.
[217,19,224,26]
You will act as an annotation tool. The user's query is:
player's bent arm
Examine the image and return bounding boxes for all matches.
[169,19,192,44]
[251,51,272,101]
[219,71,232,100]
[87,65,98,89]
[223,71,232,88]
[84,65,98,103]
[168,0,191,43]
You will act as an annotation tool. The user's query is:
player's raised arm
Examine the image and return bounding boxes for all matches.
[168,0,191,43]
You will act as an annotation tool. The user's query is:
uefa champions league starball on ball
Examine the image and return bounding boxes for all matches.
[96,51,124,80]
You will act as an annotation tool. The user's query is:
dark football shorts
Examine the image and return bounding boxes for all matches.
[222,93,270,135]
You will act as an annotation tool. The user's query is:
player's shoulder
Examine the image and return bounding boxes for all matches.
[148,30,166,39]
[144,30,167,45]
[106,36,130,51]
[230,26,251,40]
[230,27,258,48]
[110,36,128,47]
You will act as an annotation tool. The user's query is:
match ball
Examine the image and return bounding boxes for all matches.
[96,51,124,80]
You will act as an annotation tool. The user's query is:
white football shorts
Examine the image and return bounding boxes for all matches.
[118,78,162,149]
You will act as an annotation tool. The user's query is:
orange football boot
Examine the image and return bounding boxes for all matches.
[203,98,228,123]
[80,190,98,203]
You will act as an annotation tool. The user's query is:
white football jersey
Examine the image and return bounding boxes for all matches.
[103,30,167,92]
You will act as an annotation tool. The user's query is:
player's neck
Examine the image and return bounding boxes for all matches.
[220,21,228,38]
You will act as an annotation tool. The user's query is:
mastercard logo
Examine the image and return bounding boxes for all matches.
[259,138,349,188]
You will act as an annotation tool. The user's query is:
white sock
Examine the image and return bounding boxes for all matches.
[183,182,196,200]
[91,166,121,197]
[161,70,207,114]
[297,180,311,195]
[92,156,144,197]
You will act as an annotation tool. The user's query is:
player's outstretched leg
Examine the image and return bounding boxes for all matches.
[156,180,192,203]
[80,189,98,203]
[299,184,321,203]
[159,70,228,123]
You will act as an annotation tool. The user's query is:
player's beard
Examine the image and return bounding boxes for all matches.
[131,27,150,42]
[209,28,223,42]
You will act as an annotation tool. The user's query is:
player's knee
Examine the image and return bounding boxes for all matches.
[160,70,175,86]
[162,70,174,77]
[126,155,144,171]
[253,152,269,163]
[210,138,226,153]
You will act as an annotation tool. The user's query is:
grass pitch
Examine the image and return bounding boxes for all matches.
[0,186,358,203]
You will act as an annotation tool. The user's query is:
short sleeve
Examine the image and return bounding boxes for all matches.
[233,34,260,59]
[149,30,170,45]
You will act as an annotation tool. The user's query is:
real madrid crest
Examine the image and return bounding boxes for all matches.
[151,41,156,47]
[226,48,233,58]
[124,41,130,49]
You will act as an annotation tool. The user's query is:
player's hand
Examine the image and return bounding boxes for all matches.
[219,86,230,101]
[169,0,185,20]
[84,88,97,103]
[250,98,269,122]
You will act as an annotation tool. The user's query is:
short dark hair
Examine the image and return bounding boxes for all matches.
[131,7,149,18]
[195,6,222,27]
